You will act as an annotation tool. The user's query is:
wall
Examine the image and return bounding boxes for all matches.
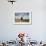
[0,0,46,41]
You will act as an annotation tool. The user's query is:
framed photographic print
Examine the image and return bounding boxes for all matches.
[13,11,32,25]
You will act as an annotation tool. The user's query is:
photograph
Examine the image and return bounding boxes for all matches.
[14,11,32,25]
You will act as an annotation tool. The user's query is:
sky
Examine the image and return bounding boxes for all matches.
[0,0,46,42]
[15,13,29,19]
